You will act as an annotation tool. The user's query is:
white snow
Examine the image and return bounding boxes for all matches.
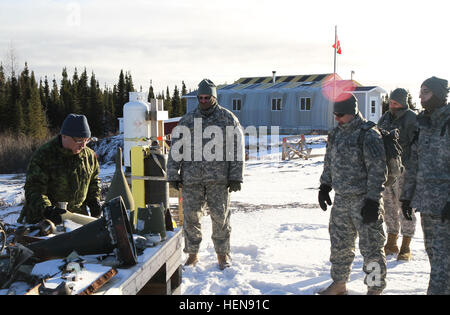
[0,135,430,295]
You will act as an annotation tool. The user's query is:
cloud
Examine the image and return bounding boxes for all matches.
[0,0,448,103]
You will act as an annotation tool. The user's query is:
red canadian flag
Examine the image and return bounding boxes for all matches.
[333,38,342,54]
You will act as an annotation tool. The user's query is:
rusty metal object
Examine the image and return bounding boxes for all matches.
[78,268,118,295]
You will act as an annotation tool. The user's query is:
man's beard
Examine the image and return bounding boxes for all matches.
[422,95,445,114]
[389,107,402,116]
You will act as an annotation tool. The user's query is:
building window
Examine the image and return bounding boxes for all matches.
[271,98,282,111]
[232,99,242,111]
[371,100,376,114]
[300,97,311,111]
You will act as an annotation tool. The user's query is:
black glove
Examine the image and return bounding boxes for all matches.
[401,200,413,221]
[441,202,450,223]
[88,199,102,218]
[42,206,67,225]
[361,199,380,224]
[228,181,242,192]
[318,184,332,211]
[169,181,182,191]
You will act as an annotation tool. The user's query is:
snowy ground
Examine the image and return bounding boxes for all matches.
[0,135,430,295]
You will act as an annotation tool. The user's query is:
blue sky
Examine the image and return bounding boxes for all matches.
[0,0,448,104]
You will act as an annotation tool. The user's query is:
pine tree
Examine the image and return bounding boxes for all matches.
[70,67,81,113]
[103,85,116,135]
[115,70,126,118]
[6,74,24,134]
[125,71,134,98]
[148,80,155,102]
[164,86,172,116]
[60,67,72,117]
[88,72,104,136]
[181,81,187,115]
[104,85,117,134]
[39,76,50,112]
[78,68,90,116]
[26,71,48,140]
[171,85,181,118]
[18,63,34,135]
[48,77,62,131]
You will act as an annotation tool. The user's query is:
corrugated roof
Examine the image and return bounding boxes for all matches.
[183,74,372,97]
[235,73,334,84]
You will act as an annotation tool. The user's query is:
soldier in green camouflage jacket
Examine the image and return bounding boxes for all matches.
[18,114,101,225]
[167,79,244,270]
[318,94,387,295]
[401,76,450,295]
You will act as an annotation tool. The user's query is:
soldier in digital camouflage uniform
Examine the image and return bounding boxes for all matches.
[378,88,418,261]
[167,79,244,270]
[401,76,450,295]
[318,94,387,295]
[18,114,101,225]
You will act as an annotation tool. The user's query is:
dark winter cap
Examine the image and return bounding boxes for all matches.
[389,88,409,108]
[197,79,217,98]
[421,76,449,101]
[333,94,358,115]
[61,114,91,138]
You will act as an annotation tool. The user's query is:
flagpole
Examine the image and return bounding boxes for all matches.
[333,25,337,101]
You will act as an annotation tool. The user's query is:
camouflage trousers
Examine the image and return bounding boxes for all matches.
[182,183,231,255]
[329,194,387,291]
[383,174,417,237]
[421,213,450,295]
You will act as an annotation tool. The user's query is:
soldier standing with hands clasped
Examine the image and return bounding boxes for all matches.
[167,79,244,270]
[378,88,418,261]
[318,94,387,295]
[400,76,450,295]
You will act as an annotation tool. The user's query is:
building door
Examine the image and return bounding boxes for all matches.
[368,97,379,123]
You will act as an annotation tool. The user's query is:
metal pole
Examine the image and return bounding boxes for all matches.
[333,25,337,101]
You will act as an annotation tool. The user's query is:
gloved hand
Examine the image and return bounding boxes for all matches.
[228,181,242,192]
[361,199,380,224]
[89,199,102,218]
[441,202,450,223]
[401,200,413,221]
[318,184,332,211]
[42,206,67,225]
[169,181,182,191]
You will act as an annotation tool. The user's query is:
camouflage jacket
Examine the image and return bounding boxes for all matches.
[167,103,244,185]
[378,108,418,167]
[401,104,450,215]
[19,136,101,224]
[320,112,387,202]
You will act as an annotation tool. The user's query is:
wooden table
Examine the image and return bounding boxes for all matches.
[95,228,183,295]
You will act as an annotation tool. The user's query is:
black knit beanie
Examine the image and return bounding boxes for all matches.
[61,114,91,138]
[421,76,449,102]
[390,88,409,108]
[333,94,358,115]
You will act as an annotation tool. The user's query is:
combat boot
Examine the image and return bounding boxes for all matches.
[318,282,348,295]
[384,233,399,256]
[184,253,198,266]
[217,254,232,270]
[397,236,412,261]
